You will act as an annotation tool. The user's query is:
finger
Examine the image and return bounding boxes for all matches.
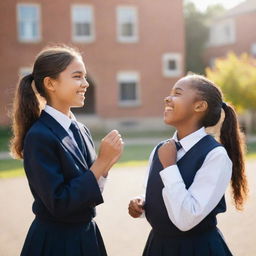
[103,130,119,141]
[112,134,122,144]
[128,207,142,217]
[131,201,144,212]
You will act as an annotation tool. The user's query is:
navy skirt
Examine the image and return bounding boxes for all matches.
[143,228,233,256]
[20,218,107,256]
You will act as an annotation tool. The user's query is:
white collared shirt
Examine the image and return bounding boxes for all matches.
[44,105,106,192]
[141,127,232,231]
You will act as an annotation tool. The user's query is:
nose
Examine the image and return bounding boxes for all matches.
[82,78,89,88]
[164,96,172,104]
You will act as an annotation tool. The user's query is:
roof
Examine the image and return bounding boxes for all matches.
[215,0,256,20]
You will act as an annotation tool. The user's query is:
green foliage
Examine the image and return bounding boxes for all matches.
[206,52,256,111]
[0,127,11,152]
[184,1,225,74]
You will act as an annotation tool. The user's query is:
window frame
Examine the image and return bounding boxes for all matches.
[17,3,41,43]
[162,53,182,78]
[117,71,141,107]
[116,6,138,43]
[71,4,95,43]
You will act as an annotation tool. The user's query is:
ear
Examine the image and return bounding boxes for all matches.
[43,77,56,93]
[194,100,208,113]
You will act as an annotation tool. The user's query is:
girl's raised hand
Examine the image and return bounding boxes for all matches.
[91,130,124,179]
[99,130,124,164]
[158,140,177,168]
[128,198,144,218]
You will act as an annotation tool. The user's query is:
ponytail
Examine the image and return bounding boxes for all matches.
[10,74,40,159]
[186,74,248,210]
[220,103,248,210]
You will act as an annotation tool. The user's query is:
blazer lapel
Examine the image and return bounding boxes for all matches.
[39,111,88,170]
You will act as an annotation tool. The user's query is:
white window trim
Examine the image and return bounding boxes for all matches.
[71,4,95,43]
[208,18,236,47]
[162,53,182,78]
[16,3,41,43]
[117,71,141,107]
[19,67,33,78]
[116,6,138,43]
[251,43,256,56]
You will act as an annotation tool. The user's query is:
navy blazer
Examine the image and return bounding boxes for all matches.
[23,110,103,223]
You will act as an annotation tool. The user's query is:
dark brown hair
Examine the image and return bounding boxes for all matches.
[187,74,248,210]
[10,45,82,159]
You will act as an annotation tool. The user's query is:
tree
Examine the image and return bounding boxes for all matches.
[206,52,256,132]
[206,52,256,111]
[184,1,225,74]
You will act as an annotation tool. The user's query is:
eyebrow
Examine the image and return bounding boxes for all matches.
[72,71,86,75]
[172,87,184,92]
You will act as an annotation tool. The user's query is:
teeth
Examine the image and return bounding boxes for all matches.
[166,107,173,111]
[77,92,85,96]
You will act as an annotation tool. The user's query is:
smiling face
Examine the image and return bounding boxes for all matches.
[46,56,89,114]
[163,77,207,129]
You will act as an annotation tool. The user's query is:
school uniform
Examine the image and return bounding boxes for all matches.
[142,127,233,256]
[21,105,107,256]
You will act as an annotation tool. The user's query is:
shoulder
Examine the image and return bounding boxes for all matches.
[24,120,57,148]
[204,145,233,171]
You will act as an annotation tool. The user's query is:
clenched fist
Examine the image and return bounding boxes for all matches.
[158,139,177,168]
[128,198,144,218]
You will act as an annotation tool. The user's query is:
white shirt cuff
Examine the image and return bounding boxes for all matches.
[160,165,184,187]
[98,176,107,193]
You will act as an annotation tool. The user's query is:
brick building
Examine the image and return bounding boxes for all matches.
[0,0,185,130]
[205,0,256,67]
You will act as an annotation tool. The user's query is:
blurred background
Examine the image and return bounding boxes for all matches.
[0,0,256,255]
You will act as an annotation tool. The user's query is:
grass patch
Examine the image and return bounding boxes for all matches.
[0,127,11,152]
[1,141,256,179]
[91,130,173,142]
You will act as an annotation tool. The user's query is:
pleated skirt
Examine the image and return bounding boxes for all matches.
[143,228,233,256]
[20,217,107,256]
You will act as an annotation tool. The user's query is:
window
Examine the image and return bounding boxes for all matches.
[17,4,40,42]
[118,72,140,106]
[19,67,32,78]
[162,53,182,77]
[251,43,256,57]
[72,5,95,42]
[208,19,236,46]
[209,57,217,68]
[117,6,138,43]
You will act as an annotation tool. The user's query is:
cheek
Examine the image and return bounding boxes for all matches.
[174,98,195,117]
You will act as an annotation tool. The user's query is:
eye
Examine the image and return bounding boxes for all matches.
[73,75,81,78]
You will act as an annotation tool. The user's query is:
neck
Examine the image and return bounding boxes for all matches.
[176,124,202,140]
[47,102,70,117]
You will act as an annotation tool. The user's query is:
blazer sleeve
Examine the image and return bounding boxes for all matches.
[23,130,104,218]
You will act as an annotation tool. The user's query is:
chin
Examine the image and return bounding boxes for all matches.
[163,117,172,125]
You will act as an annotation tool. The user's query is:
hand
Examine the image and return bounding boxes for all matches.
[99,130,124,164]
[158,140,177,168]
[128,198,144,218]
[91,130,124,179]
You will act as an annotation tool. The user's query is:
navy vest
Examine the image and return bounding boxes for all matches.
[145,135,227,236]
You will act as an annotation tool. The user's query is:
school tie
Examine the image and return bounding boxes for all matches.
[69,121,87,160]
[175,141,182,151]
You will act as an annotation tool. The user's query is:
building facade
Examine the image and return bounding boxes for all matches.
[0,0,185,130]
[205,0,256,67]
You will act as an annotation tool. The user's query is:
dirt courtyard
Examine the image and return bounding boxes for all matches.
[0,160,255,256]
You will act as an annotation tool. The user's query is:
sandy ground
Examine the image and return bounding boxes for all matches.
[0,160,255,256]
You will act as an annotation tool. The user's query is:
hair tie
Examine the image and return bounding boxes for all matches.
[222,102,227,109]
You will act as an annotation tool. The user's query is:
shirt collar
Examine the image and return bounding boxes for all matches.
[172,127,207,152]
[44,105,75,132]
